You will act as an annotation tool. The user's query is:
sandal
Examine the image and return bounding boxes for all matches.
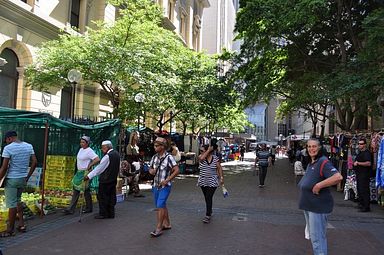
[162,226,172,231]
[150,229,163,237]
[17,225,27,233]
[202,216,211,224]
[0,231,16,238]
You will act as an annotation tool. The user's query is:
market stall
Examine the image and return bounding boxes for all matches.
[0,107,120,228]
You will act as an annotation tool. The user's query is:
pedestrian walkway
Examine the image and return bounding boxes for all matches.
[2,155,384,255]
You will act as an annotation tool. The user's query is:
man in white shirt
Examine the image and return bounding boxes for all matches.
[84,140,120,219]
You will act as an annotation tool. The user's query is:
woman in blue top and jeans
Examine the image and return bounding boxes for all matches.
[298,139,343,255]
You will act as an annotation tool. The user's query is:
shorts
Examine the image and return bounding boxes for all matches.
[4,177,26,208]
[152,185,171,208]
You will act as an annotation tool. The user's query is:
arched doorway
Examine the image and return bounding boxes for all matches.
[0,48,19,108]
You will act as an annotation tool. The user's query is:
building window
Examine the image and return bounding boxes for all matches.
[278,123,287,137]
[20,0,36,5]
[70,0,81,28]
[180,8,187,40]
[60,87,72,119]
[168,0,175,22]
[0,49,19,108]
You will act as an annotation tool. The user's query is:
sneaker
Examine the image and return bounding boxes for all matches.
[202,216,211,223]
[259,185,264,188]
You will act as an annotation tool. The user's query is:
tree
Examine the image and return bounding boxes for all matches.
[26,0,167,118]
[26,0,246,134]
[232,0,384,132]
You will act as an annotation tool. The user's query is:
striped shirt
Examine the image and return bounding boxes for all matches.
[2,141,35,178]
[150,152,177,187]
[256,150,271,167]
[197,155,220,187]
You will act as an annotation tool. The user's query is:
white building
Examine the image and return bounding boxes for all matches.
[156,0,210,52]
[201,0,239,54]
[0,0,118,119]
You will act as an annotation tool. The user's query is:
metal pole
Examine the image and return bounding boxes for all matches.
[40,121,49,218]
[137,102,140,131]
[71,82,76,120]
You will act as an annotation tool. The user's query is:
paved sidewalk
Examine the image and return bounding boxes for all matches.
[2,154,384,255]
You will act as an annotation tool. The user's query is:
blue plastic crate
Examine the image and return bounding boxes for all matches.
[116,194,124,203]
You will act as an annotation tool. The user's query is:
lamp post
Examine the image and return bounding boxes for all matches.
[134,92,145,131]
[169,110,173,134]
[67,69,82,120]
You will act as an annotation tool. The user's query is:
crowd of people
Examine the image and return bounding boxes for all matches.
[0,128,378,255]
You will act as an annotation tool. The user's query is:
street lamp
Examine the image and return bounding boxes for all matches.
[67,69,82,120]
[134,92,145,131]
[169,110,173,134]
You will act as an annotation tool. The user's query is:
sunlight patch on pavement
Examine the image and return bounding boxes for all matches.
[232,213,249,222]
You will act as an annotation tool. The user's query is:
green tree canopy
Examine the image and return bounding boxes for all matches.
[231,0,384,132]
[25,0,247,133]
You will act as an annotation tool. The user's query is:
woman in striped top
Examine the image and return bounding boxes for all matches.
[197,145,224,223]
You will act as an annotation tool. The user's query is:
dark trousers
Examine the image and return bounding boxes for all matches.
[201,186,217,216]
[356,170,370,210]
[340,161,348,190]
[97,181,117,218]
[68,188,92,212]
[259,166,268,185]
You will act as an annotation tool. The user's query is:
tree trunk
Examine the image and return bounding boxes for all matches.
[157,113,164,132]
[312,121,317,138]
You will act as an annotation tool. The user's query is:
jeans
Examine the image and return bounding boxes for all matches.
[304,211,329,255]
[259,166,268,185]
[201,186,217,216]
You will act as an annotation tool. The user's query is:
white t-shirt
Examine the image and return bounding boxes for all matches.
[77,147,98,170]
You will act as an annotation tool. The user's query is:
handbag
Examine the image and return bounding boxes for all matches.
[221,185,229,198]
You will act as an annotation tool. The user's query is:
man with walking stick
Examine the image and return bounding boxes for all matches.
[84,140,120,219]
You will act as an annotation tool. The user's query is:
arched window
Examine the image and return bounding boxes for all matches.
[0,48,19,108]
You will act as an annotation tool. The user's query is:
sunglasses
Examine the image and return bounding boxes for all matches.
[358,143,365,145]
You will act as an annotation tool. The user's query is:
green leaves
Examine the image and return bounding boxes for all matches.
[25,0,244,133]
[232,0,384,131]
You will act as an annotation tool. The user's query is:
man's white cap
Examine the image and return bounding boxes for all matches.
[101,140,112,146]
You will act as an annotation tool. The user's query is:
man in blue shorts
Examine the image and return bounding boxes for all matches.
[0,131,37,237]
[149,137,179,237]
